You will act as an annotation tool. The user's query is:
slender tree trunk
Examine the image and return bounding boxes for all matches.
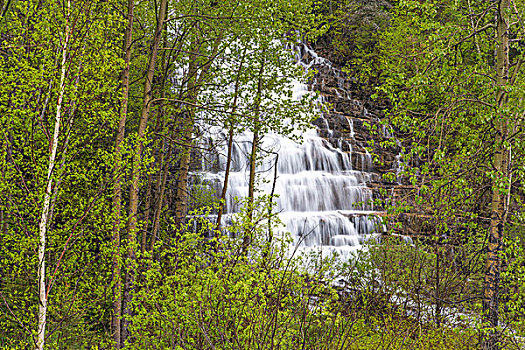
[112,0,134,347]
[48,67,80,227]
[150,143,171,251]
[243,129,259,251]
[141,16,169,254]
[216,49,247,232]
[148,136,169,252]
[173,33,223,230]
[216,125,234,230]
[483,1,510,348]
[434,243,441,327]
[247,129,259,220]
[0,209,4,236]
[173,112,194,230]
[247,59,265,217]
[244,55,265,251]
[173,40,199,230]
[141,110,164,253]
[36,3,70,348]
[121,0,168,344]
[141,171,154,253]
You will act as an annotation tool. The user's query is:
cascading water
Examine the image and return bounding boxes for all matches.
[197,43,383,259]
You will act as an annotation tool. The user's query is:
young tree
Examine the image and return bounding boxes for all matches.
[111,0,135,347]
[121,0,168,344]
[35,0,73,345]
[0,0,122,347]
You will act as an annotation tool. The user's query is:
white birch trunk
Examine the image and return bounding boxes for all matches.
[36,3,70,348]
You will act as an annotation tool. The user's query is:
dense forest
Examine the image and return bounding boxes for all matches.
[1,0,525,349]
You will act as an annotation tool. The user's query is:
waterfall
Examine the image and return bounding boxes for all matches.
[196,43,383,259]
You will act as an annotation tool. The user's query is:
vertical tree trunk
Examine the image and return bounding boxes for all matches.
[247,129,259,220]
[434,243,442,327]
[121,0,168,344]
[36,2,70,348]
[244,55,265,251]
[243,130,258,251]
[112,0,134,347]
[142,18,168,254]
[141,109,165,253]
[173,33,223,230]
[216,49,247,232]
[173,111,194,230]
[483,1,510,348]
[150,143,171,251]
[141,171,154,253]
[247,58,265,217]
[216,125,234,230]
[173,44,199,231]
[0,209,4,236]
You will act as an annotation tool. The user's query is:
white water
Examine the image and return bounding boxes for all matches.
[197,43,383,259]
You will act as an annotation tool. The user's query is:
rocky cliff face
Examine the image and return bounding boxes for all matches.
[301,44,400,209]
[310,48,468,242]
[303,43,438,239]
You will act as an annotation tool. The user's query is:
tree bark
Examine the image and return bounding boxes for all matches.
[111,0,134,347]
[141,109,165,254]
[141,170,154,253]
[247,129,259,220]
[482,1,511,348]
[216,125,234,230]
[244,55,265,252]
[216,49,247,232]
[173,112,194,230]
[36,2,70,348]
[150,142,171,251]
[141,18,169,254]
[248,59,265,215]
[173,32,223,230]
[121,0,168,344]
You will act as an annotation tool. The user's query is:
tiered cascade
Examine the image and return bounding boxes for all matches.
[198,43,386,258]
